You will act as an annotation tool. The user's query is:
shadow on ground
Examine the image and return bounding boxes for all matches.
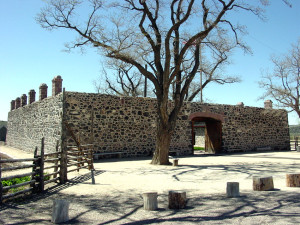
[2,152,300,224]
[2,189,300,224]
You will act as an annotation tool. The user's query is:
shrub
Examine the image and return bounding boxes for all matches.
[2,173,51,194]
[2,176,31,187]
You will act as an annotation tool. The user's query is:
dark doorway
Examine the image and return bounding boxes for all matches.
[0,126,7,142]
[190,113,223,154]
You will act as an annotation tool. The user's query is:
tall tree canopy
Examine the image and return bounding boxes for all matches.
[37,0,271,165]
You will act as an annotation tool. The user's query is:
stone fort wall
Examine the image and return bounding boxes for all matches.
[188,102,290,151]
[6,76,290,155]
[64,92,290,156]
[6,94,63,153]
[64,92,193,157]
[6,76,64,153]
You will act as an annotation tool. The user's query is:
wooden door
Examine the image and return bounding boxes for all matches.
[205,120,222,154]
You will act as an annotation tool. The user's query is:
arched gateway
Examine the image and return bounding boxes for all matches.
[189,112,224,154]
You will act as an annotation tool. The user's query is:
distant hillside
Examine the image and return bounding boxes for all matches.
[290,125,300,136]
[0,121,7,128]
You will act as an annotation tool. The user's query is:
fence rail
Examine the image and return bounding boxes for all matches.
[0,138,94,204]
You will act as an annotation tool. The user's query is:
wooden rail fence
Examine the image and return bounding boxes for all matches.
[0,137,93,204]
[67,144,94,173]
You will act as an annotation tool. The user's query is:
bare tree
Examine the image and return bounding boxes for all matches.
[182,34,242,102]
[98,37,241,100]
[259,38,300,117]
[37,0,270,165]
[93,60,144,97]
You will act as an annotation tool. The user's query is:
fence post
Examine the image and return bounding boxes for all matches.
[53,140,59,180]
[60,145,68,184]
[0,157,3,204]
[77,135,82,172]
[31,147,38,193]
[60,88,68,184]
[89,109,94,170]
[38,138,45,193]
[89,145,94,170]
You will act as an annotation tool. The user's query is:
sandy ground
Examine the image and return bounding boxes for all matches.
[1,146,300,224]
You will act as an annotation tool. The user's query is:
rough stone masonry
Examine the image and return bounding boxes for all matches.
[6,76,290,156]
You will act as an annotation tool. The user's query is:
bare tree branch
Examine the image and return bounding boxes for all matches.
[259,38,300,117]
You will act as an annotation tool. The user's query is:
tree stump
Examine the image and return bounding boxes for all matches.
[143,192,158,211]
[168,191,186,209]
[51,199,70,224]
[173,159,179,166]
[253,176,274,191]
[226,182,240,197]
[286,173,300,187]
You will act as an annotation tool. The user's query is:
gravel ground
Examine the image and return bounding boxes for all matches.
[1,147,300,224]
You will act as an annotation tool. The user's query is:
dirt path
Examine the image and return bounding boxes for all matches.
[1,147,300,224]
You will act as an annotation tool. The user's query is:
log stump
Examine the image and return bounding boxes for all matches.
[143,192,158,211]
[168,191,186,209]
[253,176,274,191]
[173,159,179,166]
[51,199,70,224]
[286,173,300,187]
[226,182,240,197]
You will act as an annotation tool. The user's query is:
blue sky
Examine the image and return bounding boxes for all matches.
[0,0,300,124]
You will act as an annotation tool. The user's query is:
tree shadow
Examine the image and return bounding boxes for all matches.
[0,187,144,225]
[2,152,300,224]
[1,173,300,224]
[169,160,299,181]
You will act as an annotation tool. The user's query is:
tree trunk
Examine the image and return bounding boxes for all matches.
[151,91,180,165]
[151,126,172,165]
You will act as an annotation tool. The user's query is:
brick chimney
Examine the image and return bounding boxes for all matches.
[52,75,63,96]
[10,100,15,111]
[21,94,27,107]
[39,83,48,100]
[264,100,273,109]
[29,89,36,104]
[15,97,21,109]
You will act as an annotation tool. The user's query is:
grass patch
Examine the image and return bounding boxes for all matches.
[194,146,205,151]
